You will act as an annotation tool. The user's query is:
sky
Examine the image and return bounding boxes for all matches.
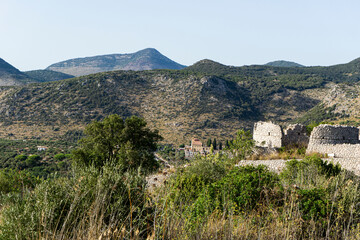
[1,0,360,71]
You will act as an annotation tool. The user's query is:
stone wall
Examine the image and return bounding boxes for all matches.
[253,121,283,148]
[238,158,360,176]
[309,124,360,145]
[307,143,360,158]
[283,124,309,147]
[306,124,360,158]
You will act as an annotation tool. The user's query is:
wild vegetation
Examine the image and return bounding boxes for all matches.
[1,56,360,143]
[0,115,360,239]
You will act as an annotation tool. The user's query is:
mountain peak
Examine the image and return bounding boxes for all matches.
[0,58,32,86]
[46,48,186,76]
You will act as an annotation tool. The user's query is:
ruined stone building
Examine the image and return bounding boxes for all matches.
[306,124,360,158]
[253,122,283,148]
[253,121,309,148]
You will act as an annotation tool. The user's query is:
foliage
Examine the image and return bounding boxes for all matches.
[0,165,147,239]
[72,114,162,173]
[228,129,254,161]
[0,169,41,194]
[280,155,341,186]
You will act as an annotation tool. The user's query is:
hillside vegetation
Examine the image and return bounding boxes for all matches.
[0,57,360,143]
[24,70,74,82]
[0,117,359,239]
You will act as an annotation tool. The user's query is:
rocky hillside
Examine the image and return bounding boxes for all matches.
[0,58,33,86]
[46,48,186,76]
[1,57,360,143]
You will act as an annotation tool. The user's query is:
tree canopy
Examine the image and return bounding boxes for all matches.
[72,114,163,173]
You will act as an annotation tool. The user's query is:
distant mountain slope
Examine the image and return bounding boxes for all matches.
[0,58,33,86]
[1,56,360,143]
[265,60,304,67]
[25,70,74,82]
[46,48,186,76]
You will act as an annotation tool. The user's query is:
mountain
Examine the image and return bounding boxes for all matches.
[0,58,33,86]
[46,48,186,76]
[1,57,360,143]
[24,70,74,82]
[265,60,304,67]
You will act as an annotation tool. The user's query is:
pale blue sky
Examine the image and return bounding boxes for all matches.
[1,0,360,70]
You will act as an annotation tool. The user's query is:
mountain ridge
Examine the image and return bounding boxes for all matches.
[46,48,186,76]
[0,58,33,86]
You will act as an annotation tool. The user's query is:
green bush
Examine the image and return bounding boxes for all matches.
[297,188,328,220]
[0,169,40,194]
[54,153,66,161]
[280,155,341,186]
[26,155,41,167]
[207,165,279,212]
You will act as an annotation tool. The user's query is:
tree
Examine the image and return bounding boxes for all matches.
[225,140,230,149]
[26,155,41,167]
[207,138,212,147]
[72,115,163,173]
[213,138,217,150]
[229,129,254,161]
[219,142,223,150]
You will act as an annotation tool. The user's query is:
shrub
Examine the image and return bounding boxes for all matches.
[26,155,41,167]
[54,153,66,161]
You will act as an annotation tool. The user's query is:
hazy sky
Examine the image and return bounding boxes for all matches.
[1,0,360,71]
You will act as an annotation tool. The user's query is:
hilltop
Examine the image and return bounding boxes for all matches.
[46,48,186,76]
[265,60,304,67]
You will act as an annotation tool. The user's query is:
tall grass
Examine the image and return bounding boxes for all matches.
[0,155,360,239]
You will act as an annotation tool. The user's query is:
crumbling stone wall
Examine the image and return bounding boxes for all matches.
[283,124,309,147]
[238,158,360,176]
[307,124,360,157]
[308,125,360,145]
[253,121,283,148]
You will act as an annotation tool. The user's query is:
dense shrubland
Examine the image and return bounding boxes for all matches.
[0,116,360,239]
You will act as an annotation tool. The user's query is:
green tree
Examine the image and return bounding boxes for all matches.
[26,155,41,167]
[15,154,27,162]
[54,153,66,161]
[229,129,254,161]
[72,115,162,173]
[206,138,212,147]
[219,142,223,150]
[213,138,217,150]
[225,140,230,148]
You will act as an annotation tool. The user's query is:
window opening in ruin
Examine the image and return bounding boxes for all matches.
[268,132,270,136]
[298,133,300,135]
[343,136,345,140]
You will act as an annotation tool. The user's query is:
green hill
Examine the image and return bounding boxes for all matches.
[46,48,186,76]
[25,70,74,82]
[265,60,304,67]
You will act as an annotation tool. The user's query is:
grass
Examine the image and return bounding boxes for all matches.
[0,154,359,239]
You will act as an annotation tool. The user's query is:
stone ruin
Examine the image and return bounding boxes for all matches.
[253,121,309,149]
[253,122,283,148]
[253,122,360,158]
[306,124,360,158]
